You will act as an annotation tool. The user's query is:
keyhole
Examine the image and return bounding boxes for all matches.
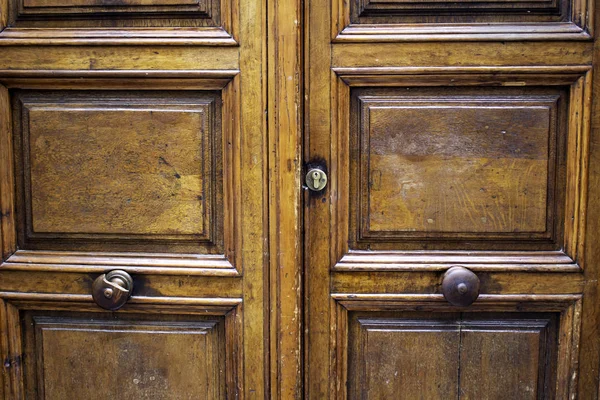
[312,172,321,189]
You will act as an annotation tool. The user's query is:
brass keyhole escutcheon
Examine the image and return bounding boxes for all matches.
[306,168,327,191]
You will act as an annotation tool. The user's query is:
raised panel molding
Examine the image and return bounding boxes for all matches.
[14,91,221,247]
[0,294,242,399]
[329,67,591,272]
[0,0,238,44]
[0,70,245,275]
[358,0,562,15]
[355,91,563,241]
[33,318,224,398]
[331,294,582,399]
[333,0,592,40]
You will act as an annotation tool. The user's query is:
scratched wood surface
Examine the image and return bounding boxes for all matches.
[305,0,599,397]
[20,92,215,237]
[0,0,267,395]
[357,90,561,235]
[25,313,226,399]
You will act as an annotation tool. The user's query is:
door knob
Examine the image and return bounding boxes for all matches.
[92,270,134,311]
[441,266,480,307]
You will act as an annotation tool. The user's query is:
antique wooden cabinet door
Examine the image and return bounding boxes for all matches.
[0,0,269,398]
[305,0,600,398]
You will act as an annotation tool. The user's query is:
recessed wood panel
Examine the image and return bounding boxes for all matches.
[347,311,558,399]
[460,320,552,399]
[334,0,590,40]
[13,90,224,253]
[21,311,228,399]
[348,315,460,398]
[8,0,222,28]
[349,87,567,249]
[357,0,562,15]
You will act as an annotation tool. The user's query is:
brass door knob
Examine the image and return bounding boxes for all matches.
[92,270,134,311]
[441,266,480,307]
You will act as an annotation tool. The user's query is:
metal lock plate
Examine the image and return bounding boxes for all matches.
[306,168,327,191]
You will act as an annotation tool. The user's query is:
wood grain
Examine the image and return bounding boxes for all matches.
[307,0,597,390]
[349,314,460,399]
[357,91,560,237]
[19,92,216,237]
[0,85,15,262]
[30,316,225,399]
[334,0,590,40]
[268,0,303,395]
[0,0,238,45]
[334,298,580,399]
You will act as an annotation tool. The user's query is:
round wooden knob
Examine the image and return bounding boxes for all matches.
[442,266,480,307]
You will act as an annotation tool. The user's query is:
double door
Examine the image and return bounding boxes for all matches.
[0,0,599,398]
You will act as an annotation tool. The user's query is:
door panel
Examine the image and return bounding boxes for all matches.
[13,90,224,253]
[1,0,235,43]
[0,0,266,395]
[1,297,241,399]
[337,0,590,39]
[350,86,567,246]
[306,0,599,397]
[347,311,559,399]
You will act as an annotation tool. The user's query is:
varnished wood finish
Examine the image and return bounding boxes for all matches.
[2,0,600,396]
[335,0,592,40]
[268,0,303,396]
[0,0,238,44]
[347,312,558,399]
[0,0,268,394]
[306,0,600,397]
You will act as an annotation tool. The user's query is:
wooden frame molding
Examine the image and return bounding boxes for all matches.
[333,0,593,41]
[329,66,592,272]
[0,294,243,399]
[0,0,238,45]
[267,0,303,395]
[0,70,245,276]
[330,294,582,399]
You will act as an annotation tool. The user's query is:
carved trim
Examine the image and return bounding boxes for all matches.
[0,72,244,276]
[330,294,582,399]
[0,85,15,262]
[0,0,239,45]
[334,251,580,272]
[1,252,238,275]
[329,67,591,272]
[333,0,593,41]
[0,296,243,398]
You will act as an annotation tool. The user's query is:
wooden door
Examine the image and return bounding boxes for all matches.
[305,0,600,398]
[0,0,269,398]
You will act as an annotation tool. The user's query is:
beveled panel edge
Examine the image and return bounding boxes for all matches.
[332,0,593,41]
[1,250,239,276]
[329,294,582,399]
[0,295,244,399]
[0,28,238,46]
[329,66,591,270]
[0,292,243,307]
[16,92,217,246]
[333,65,591,86]
[0,73,244,274]
[331,293,582,305]
[0,69,240,90]
[333,251,580,272]
[0,0,239,45]
[334,23,592,42]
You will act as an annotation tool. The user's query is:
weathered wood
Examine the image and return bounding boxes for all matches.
[306,0,599,397]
